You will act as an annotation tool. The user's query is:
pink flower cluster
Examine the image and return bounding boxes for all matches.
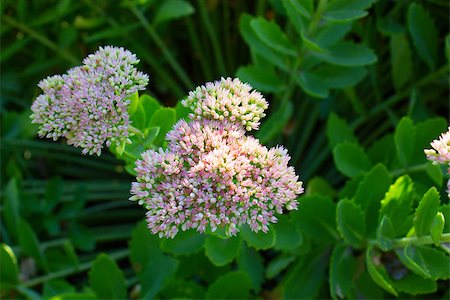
[424,127,450,164]
[182,77,268,131]
[425,127,450,197]
[131,79,303,238]
[30,46,148,155]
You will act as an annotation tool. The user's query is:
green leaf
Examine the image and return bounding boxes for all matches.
[394,117,416,167]
[390,34,413,91]
[333,142,372,177]
[149,107,176,145]
[237,243,264,292]
[273,215,303,250]
[377,16,404,35]
[130,94,161,130]
[126,91,139,115]
[315,23,352,47]
[69,223,96,252]
[337,199,366,248]
[393,272,437,295]
[376,215,395,251]
[141,95,162,125]
[283,0,312,19]
[89,253,126,300]
[380,175,415,236]
[425,162,443,186]
[284,249,328,299]
[18,219,48,271]
[47,292,96,299]
[326,113,357,148]
[329,243,357,299]
[312,41,377,66]
[175,99,190,121]
[239,14,289,71]
[256,100,293,144]
[413,117,447,163]
[282,0,311,35]
[315,65,367,89]
[142,127,160,147]
[206,271,252,299]
[0,244,19,287]
[140,254,179,299]
[396,244,431,279]
[15,286,42,300]
[365,246,398,296]
[43,280,75,298]
[417,245,450,280]
[129,221,162,273]
[430,212,445,246]
[324,9,368,23]
[301,32,328,53]
[407,3,438,69]
[306,177,336,198]
[368,134,396,168]
[44,177,63,214]
[414,187,440,237]
[250,17,297,56]
[241,224,275,250]
[438,204,450,233]
[266,254,296,279]
[3,178,20,239]
[236,65,285,93]
[204,235,241,266]
[296,71,329,98]
[153,0,194,25]
[291,195,339,242]
[160,230,205,256]
[327,0,376,10]
[159,278,205,299]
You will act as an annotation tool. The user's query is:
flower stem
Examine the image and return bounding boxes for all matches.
[129,125,145,138]
[198,0,226,75]
[390,163,429,177]
[2,15,78,64]
[391,233,450,248]
[22,249,129,287]
[131,7,194,89]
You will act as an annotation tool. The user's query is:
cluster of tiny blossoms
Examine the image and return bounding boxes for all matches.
[425,127,450,197]
[31,46,148,155]
[182,77,268,131]
[130,78,303,238]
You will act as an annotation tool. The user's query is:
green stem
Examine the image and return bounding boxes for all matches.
[22,249,129,287]
[186,18,212,79]
[391,233,450,248]
[129,125,145,138]
[351,65,449,129]
[198,0,226,75]
[390,163,429,177]
[131,7,193,89]
[2,15,78,64]
[307,0,328,35]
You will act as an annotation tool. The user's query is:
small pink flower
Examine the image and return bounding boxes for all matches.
[30,46,149,155]
[130,119,303,238]
[424,127,450,164]
[182,77,268,131]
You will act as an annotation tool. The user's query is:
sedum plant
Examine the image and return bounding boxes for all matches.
[1,1,449,299]
[30,47,304,240]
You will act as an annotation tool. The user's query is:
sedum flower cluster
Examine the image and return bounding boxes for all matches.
[182,77,268,131]
[424,127,450,197]
[424,127,450,164]
[30,46,149,155]
[130,78,303,238]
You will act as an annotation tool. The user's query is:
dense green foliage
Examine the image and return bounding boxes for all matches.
[1,0,449,299]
